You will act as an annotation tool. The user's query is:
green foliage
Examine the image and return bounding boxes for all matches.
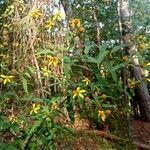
[0,0,149,149]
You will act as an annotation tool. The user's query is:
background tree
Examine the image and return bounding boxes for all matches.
[118,0,150,121]
[0,0,150,149]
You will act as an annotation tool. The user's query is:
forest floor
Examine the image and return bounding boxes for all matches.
[131,119,150,149]
[55,118,150,150]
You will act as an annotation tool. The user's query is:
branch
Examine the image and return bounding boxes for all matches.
[76,130,150,150]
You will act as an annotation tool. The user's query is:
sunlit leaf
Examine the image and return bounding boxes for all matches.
[22,77,28,94]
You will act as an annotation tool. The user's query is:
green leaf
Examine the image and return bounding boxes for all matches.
[86,56,97,63]
[111,45,124,53]
[50,97,60,103]
[32,98,43,103]
[64,63,71,76]
[72,64,89,71]
[0,142,7,149]
[22,77,28,94]
[23,119,44,149]
[0,92,16,102]
[102,103,115,108]
[0,143,18,150]
[99,43,108,51]
[111,71,117,83]
[97,50,109,66]
[110,63,125,72]
[24,72,31,78]
[107,63,118,83]
[26,66,34,74]
[84,44,94,55]
[35,49,55,55]
[11,124,20,133]
[63,56,72,76]
[63,56,71,63]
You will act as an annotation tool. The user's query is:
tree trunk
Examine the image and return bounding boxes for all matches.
[59,0,72,21]
[91,0,101,45]
[118,0,150,122]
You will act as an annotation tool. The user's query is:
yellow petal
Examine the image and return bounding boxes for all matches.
[147,78,150,82]
[73,93,77,99]
[98,111,105,116]
[77,87,80,91]
[44,72,49,77]
[7,76,14,79]
[34,110,38,114]
[101,114,106,122]
[7,79,11,83]
[79,93,84,99]
[30,110,33,115]
[146,62,150,66]
[34,108,39,111]
[36,105,41,110]
[32,104,36,108]
[80,90,86,93]
[53,61,58,67]
[3,79,7,85]
[0,75,6,78]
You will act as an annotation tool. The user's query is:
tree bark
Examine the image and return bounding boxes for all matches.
[91,0,101,45]
[59,0,72,21]
[118,0,150,122]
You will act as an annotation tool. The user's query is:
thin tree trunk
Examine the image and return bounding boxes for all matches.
[59,0,72,21]
[118,0,150,122]
[91,0,101,45]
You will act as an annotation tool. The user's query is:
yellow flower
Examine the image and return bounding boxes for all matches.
[98,110,106,122]
[19,121,25,129]
[0,75,14,84]
[146,62,150,66]
[45,19,55,29]
[137,35,146,42]
[8,114,17,124]
[30,9,43,18]
[41,66,50,78]
[48,56,60,67]
[137,35,143,40]
[2,29,8,35]
[102,0,112,4]
[128,79,136,89]
[73,87,86,99]
[52,12,64,21]
[0,54,7,58]
[51,102,59,110]
[30,103,41,115]
[3,42,8,47]
[82,77,90,85]
[123,56,128,62]
[144,70,149,77]
[79,27,85,32]
[138,44,145,50]
[69,18,81,28]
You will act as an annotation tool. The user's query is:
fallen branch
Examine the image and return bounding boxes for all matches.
[134,141,150,150]
[95,130,150,150]
[76,130,150,150]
